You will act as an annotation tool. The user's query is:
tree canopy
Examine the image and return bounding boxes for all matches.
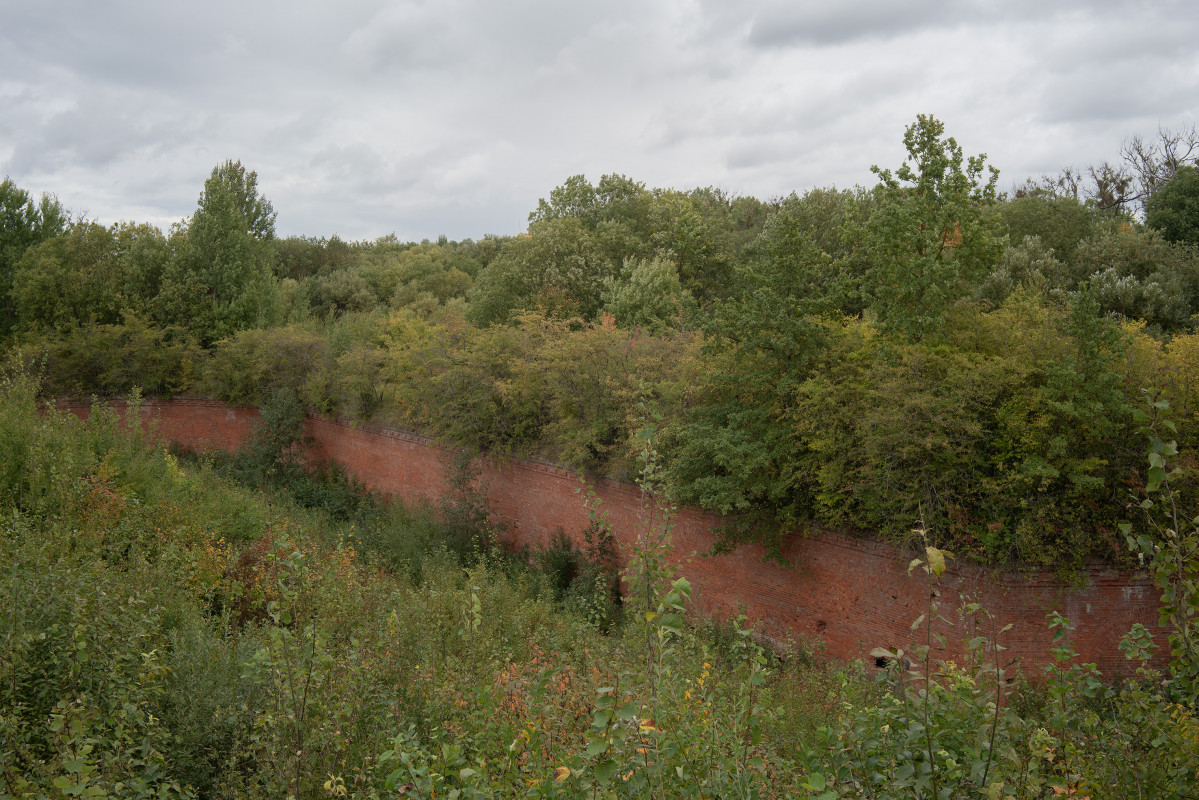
[1147,164,1199,247]
[11,120,1199,571]
[158,160,281,343]
[0,177,68,336]
[859,114,1004,341]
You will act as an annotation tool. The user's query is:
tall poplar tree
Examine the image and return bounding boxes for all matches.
[158,161,281,343]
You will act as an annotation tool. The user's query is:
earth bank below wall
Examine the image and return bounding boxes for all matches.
[62,397,1169,676]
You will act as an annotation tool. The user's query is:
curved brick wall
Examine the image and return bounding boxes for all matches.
[61,397,1169,676]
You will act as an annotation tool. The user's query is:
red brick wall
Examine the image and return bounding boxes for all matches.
[61,397,1169,676]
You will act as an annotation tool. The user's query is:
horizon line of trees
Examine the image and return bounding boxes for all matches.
[5,116,1199,570]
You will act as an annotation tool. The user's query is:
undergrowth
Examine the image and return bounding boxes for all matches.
[3,375,1197,798]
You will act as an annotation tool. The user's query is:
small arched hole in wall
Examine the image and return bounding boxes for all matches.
[873,651,911,671]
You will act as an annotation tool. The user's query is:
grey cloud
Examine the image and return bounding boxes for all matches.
[308,141,427,198]
[2,0,1198,242]
[747,0,948,48]
[341,2,472,75]
[739,0,1148,49]
[3,91,205,176]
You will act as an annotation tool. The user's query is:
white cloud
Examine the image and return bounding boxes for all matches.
[0,0,1196,240]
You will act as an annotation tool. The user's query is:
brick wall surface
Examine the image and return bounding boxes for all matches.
[60,397,1170,676]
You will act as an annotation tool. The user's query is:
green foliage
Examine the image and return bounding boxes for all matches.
[979,213,1199,332]
[274,234,357,281]
[975,234,1062,308]
[0,536,200,799]
[11,222,124,330]
[8,220,170,335]
[467,217,614,325]
[1032,287,1132,494]
[795,330,1013,553]
[6,150,1195,576]
[1123,395,1199,703]
[235,388,310,486]
[804,539,1199,799]
[9,315,203,398]
[745,187,863,315]
[536,496,621,630]
[0,176,68,337]
[667,206,844,553]
[302,267,380,317]
[797,427,1199,799]
[860,114,1005,341]
[529,173,653,242]
[647,186,770,302]
[804,546,1031,800]
[1146,164,1199,247]
[600,254,693,332]
[202,323,334,406]
[15,366,1199,799]
[1075,224,1199,330]
[375,429,792,800]
[372,309,699,476]
[996,194,1099,266]
[434,447,504,564]
[158,161,281,344]
[673,284,1144,568]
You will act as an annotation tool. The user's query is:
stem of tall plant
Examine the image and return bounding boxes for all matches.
[980,609,1001,790]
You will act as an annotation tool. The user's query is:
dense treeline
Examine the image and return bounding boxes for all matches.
[5,117,1199,570]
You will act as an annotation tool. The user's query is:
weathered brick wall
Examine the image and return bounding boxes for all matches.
[60,397,1169,676]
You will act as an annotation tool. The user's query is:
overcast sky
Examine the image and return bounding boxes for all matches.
[2,1,1196,242]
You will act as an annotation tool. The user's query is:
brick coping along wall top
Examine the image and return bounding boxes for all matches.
[59,396,1170,677]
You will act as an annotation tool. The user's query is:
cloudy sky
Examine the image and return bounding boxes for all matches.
[2,0,1196,241]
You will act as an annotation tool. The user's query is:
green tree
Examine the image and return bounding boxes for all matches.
[114,221,172,312]
[741,187,865,315]
[529,173,651,234]
[666,221,841,555]
[600,255,692,332]
[1074,225,1199,330]
[860,115,1005,341]
[358,242,473,310]
[9,220,173,333]
[158,160,281,343]
[0,177,68,336]
[1146,164,1199,247]
[10,222,124,330]
[650,187,779,303]
[975,234,1062,308]
[466,217,613,325]
[996,194,1098,266]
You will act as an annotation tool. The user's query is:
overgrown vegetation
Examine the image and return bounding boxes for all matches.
[7,119,1199,570]
[0,374,840,797]
[6,117,1199,796]
[3,375,1198,797]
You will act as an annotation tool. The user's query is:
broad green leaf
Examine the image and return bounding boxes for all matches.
[594,759,617,783]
